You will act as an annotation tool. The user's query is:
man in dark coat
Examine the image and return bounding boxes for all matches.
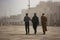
[41,13,47,35]
[32,13,39,34]
[24,13,30,35]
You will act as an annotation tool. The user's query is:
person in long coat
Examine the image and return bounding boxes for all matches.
[32,13,39,34]
[41,13,47,35]
[24,13,31,35]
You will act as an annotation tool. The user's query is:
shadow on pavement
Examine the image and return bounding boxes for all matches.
[0,38,10,40]
[9,33,43,36]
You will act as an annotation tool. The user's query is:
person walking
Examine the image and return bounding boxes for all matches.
[41,13,47,35]
[24,13,31,35]
[32,13,39,34]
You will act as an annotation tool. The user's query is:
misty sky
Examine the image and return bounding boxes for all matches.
[0,0,60,17]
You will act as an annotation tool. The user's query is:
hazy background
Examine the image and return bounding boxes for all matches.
[0,0,60,17]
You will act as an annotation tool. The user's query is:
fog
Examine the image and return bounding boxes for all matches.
[0,0,60,17]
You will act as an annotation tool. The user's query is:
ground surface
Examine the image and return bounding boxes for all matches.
[0,25,60,40]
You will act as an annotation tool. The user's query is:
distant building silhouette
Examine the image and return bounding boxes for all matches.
[21,1,60,26]
[0,0,60,26]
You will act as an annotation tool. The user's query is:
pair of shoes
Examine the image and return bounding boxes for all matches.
[34,32,36,35]
[34,33,36,35]
[26,33,27,35]
[43,32,45,35]
[26,33,29,35]
[45,30,47,31]
[43,33,45,35]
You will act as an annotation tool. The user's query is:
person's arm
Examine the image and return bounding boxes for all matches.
[45,17,47,22]
[41,16,42,22]
[24,17,25,21]
[31,17,34,23]
[37,17,39,25]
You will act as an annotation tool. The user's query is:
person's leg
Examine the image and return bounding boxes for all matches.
[27,26,29,34]
[27,22,29,34]
[34,27,36,34]
[33,25,36,34]
[45,23,47,31]
[33,25,37,34]
[35,25,37,34]
[25,23,27,35]
[42,25,45,35]
[25,23,28,35]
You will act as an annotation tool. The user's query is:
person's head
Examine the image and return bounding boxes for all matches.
[42,13,45,16]
[26,13,28,16]
[34,13,36,16]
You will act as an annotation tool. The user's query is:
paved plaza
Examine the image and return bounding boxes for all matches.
[0,25,60,40]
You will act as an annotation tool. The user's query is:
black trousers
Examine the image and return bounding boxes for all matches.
[25,22,29,34]
[33,24,37,34]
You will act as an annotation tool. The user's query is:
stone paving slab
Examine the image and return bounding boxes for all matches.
[0,26,60,40]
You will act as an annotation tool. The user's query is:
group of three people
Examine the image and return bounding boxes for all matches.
[24,13,47,35]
